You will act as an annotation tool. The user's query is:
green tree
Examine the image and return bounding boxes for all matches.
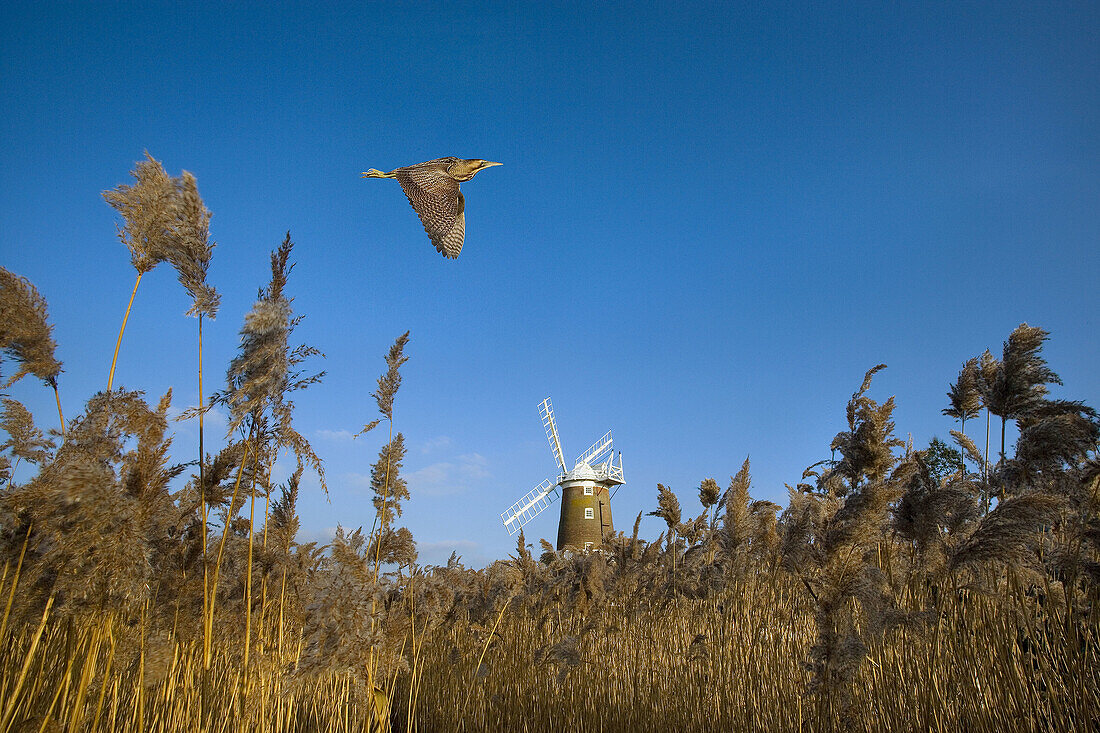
[924,436,964,484]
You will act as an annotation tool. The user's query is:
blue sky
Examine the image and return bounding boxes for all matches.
[2,2,1097,567]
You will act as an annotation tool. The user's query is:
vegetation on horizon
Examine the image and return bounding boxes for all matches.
[1,156,1098,731]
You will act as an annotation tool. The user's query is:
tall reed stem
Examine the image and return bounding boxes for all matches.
[0,593,55,732]
[461,596,511,721]
[0,528,32,642]
[52,382,65,437]
[198,313,210,721]
[244,467,259,671]
[368,419,396,695]
[206,439,252,673]
[108,272,143,391]
[258,490,271,654]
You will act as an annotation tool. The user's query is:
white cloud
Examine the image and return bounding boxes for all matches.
[269,453,322,491]
[419,435,453,454]
[297,526,338,545]
[168,404,227,433]
[416,539,488,568]
[406,453,491,496]
[457,453,489,472]
[315,428,355,442]
[204,407,228,431]
[341,472,374,492]
[418,539,480,552]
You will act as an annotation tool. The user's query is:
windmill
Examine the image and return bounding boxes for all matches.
[501,397,625,551]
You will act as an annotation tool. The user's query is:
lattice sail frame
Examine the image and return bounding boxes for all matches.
[575,430,613,470]
[539,397,566,474]
[501,478,560,536]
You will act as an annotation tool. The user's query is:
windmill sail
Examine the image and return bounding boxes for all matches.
[575,430,613,468]
[501,478,560,535]
[539,398,566,474]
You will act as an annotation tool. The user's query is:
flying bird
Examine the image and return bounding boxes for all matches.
[362,157,501,258]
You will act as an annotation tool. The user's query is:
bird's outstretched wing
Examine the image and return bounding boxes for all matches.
[394,165,464,258]
[438,193,465,259]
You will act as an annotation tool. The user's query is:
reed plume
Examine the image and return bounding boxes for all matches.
[168,171,220,320]
[0,399,55,481]
[648,483,681,530]
[697,477,720,526]
[102,153,180,391]
[894,446,980,568]
[949,492,1065,573]
[719,457,753,557]
[0,267,65,433]
[215,233,324,484]
[373,332,409,423]
[978,323,1063,468]
[944,357,982,437]
[829,364,904,493]
[362,333,411,582]
[6,388,173,620]
[371,434,409,528]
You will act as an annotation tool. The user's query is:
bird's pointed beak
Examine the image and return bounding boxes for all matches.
[480,161,503,169]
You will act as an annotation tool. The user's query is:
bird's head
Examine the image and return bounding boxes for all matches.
[448,158,502,182]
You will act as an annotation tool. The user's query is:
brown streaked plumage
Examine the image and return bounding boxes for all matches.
[362,157,501,258]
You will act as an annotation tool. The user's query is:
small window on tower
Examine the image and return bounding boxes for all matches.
[584,486,594,496]
[585,507,594,520]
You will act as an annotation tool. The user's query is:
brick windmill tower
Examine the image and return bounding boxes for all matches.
[501,398,625,551]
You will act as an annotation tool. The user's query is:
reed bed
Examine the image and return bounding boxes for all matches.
[401,560,1098,732]
[0,604,387,732]
[1,156,1098,731]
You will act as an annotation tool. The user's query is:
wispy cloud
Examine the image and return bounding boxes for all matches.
[297,526,338,545]
[269,454,322,491]
[418,539,480,552]
[169,404,227,432]
[341,472,373,492]
[332,450,491,498]
[416,539,488,567]
[406,453,491,496]
[315,428,355,442]
[419,435,453,454]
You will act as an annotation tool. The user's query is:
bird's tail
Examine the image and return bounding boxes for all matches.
[361,168,393,179]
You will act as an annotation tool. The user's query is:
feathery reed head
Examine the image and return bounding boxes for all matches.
[720,458,754,555]
[371,432,409,526]
[0,267,63,388]
[373,332,410,421]
[170,170,220,318]
[103,152,179,274]
[648,483,682,530]
[215,233,325,489]
[830,365,903,492]
[0,398,55,470]
[979,323,1062,421]
[697,478,720,509]
[944,357,982,422]
[949,492,1064,572]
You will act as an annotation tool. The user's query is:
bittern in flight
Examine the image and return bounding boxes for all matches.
[362,157,501,258]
